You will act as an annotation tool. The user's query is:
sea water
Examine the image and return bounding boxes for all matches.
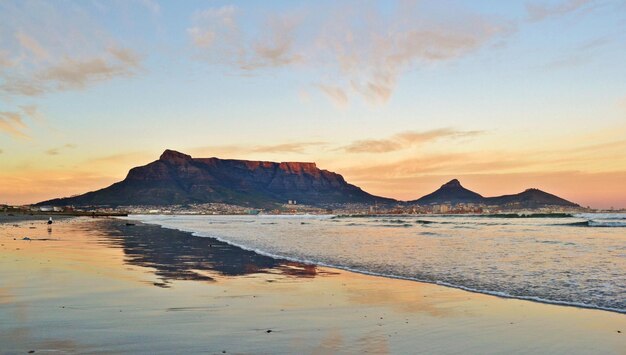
[132,213,626,313]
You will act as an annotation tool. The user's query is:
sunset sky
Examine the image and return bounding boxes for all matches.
[1,0,625,208]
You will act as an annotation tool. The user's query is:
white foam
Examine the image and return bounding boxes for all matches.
[126,214,626,315]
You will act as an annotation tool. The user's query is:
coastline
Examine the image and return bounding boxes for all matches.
[1,216,624,353]
[145,221,626,315]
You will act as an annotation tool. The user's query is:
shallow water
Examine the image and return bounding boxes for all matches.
[132,213,626,313]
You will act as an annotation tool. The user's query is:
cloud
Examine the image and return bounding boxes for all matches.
[41,48,140,90]
[340,151,574,190]
[567,138,626,154]
[342,128,483,153]
[0,2,144,98]
[339,127,626,192]
[187,6,237,48]
[190,141,327,157]
[0,110,29,139]
[0,51,14,68]
[538,34,615,71]
[1,47,141,96]
[317,84,349,108]
[16,31,50,61]
[344,139,401,154]
[18,105,45,123]
[0,105,48,139]
[244,16,302,70]
[541,55,589,70]
[188,2,513,106]
[321,11,511,105]
[46,144,77,156]
[252,142,326,154]
[526,0,598,22]
[188,6,302,71]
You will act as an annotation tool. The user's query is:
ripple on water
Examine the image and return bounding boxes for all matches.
[132,214,626,313]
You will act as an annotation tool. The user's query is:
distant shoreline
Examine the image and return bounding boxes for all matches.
[0,211,127,219]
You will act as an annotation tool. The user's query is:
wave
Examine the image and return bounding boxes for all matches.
[131,217,625,315]
[574,213,626,220]
[376,223,413,228]
[561,220,626,227]
[588,220,626,227]
[419,217,626,228]
[477,213,574,218]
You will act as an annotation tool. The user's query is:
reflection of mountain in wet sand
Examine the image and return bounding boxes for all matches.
[96,219,328,287]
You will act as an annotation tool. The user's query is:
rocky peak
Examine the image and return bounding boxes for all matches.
[411,178,483,205]
[442,179,462,188]
[159,149,192,163]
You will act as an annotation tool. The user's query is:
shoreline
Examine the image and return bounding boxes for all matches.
[131,215,626,315]
[5,213,625,314]
[1,216,624,353]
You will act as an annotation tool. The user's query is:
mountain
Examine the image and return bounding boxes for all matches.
[410,179,578,208]
[411,179,484,205]
[484,188,578,208]
[38,149,395,207]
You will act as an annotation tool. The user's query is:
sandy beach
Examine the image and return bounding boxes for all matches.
[1,216,624,354]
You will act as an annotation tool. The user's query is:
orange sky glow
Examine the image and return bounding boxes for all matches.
[1,1,625,209]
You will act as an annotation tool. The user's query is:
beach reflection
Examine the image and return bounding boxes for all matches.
[96,219,321,287]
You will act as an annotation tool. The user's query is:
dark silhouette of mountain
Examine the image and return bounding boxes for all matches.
[484,188,578,208]
[411,179,484,205]
[410,179,578,207]
[38,149,395,207]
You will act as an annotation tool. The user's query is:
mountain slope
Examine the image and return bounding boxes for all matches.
[38,150,396,207]
[484,188,578,208]
[410,179,484,205]
[410,179,579,208]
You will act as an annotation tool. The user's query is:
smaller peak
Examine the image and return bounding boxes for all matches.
[160,149,192,162]
[442,179,461,187]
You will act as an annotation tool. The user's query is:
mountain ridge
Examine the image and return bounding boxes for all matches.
[39,149,395,207]
[37,150,579,209]
[410,179,578,208]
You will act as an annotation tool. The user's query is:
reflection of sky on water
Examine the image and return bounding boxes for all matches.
[132,214,626,312]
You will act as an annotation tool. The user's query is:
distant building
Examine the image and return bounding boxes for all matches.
[432,204,450,213]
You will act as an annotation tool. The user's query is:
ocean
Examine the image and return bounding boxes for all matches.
[131,213,626,313]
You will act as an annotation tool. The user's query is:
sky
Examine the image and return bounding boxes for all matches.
[0,0,625,208]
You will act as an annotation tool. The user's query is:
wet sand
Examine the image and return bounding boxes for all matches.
[0,213,73,225]
[0,217,624,354]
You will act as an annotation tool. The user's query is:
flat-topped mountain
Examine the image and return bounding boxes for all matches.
[410,179,578,208]
[38,149,395,207]
[37,151,579,209]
